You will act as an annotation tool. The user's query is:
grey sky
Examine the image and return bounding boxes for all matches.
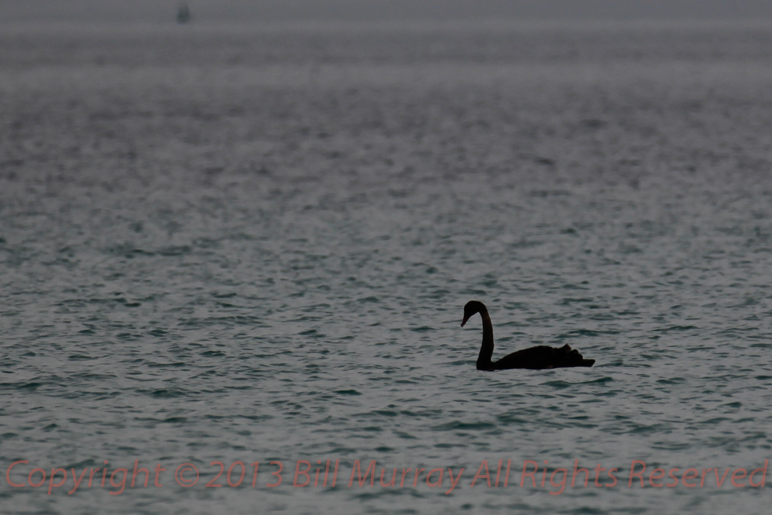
[3,0,772,24]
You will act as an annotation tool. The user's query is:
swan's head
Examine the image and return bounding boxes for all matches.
[461,300,487,327]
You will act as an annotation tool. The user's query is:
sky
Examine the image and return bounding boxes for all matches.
[2,0,772,25]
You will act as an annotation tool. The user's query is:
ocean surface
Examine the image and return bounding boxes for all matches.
[1,20,772,514]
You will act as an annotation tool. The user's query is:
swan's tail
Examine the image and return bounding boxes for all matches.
[558,344,595,367]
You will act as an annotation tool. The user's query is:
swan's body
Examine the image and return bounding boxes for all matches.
[461,301,595,370]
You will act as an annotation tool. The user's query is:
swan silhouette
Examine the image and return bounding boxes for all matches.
[461,301,595,370]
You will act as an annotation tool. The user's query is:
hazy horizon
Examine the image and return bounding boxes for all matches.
[3,0,772,25]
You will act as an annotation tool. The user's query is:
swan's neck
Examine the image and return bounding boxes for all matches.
[477,310,494,370]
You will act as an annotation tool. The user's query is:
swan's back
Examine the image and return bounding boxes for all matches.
[490,344,595,370]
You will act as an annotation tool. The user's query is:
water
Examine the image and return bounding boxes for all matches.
[1,20,772,514]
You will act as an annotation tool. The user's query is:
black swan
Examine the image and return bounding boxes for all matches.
[461,301,595,370]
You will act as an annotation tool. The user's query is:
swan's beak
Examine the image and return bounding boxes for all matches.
[461,315,469,327]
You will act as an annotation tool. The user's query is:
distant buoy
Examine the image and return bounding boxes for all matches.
[177,2,191,24]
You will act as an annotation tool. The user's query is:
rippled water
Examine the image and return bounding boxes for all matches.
[1,21,772,514]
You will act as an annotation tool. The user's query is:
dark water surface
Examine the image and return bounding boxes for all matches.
[1,21,772,514]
